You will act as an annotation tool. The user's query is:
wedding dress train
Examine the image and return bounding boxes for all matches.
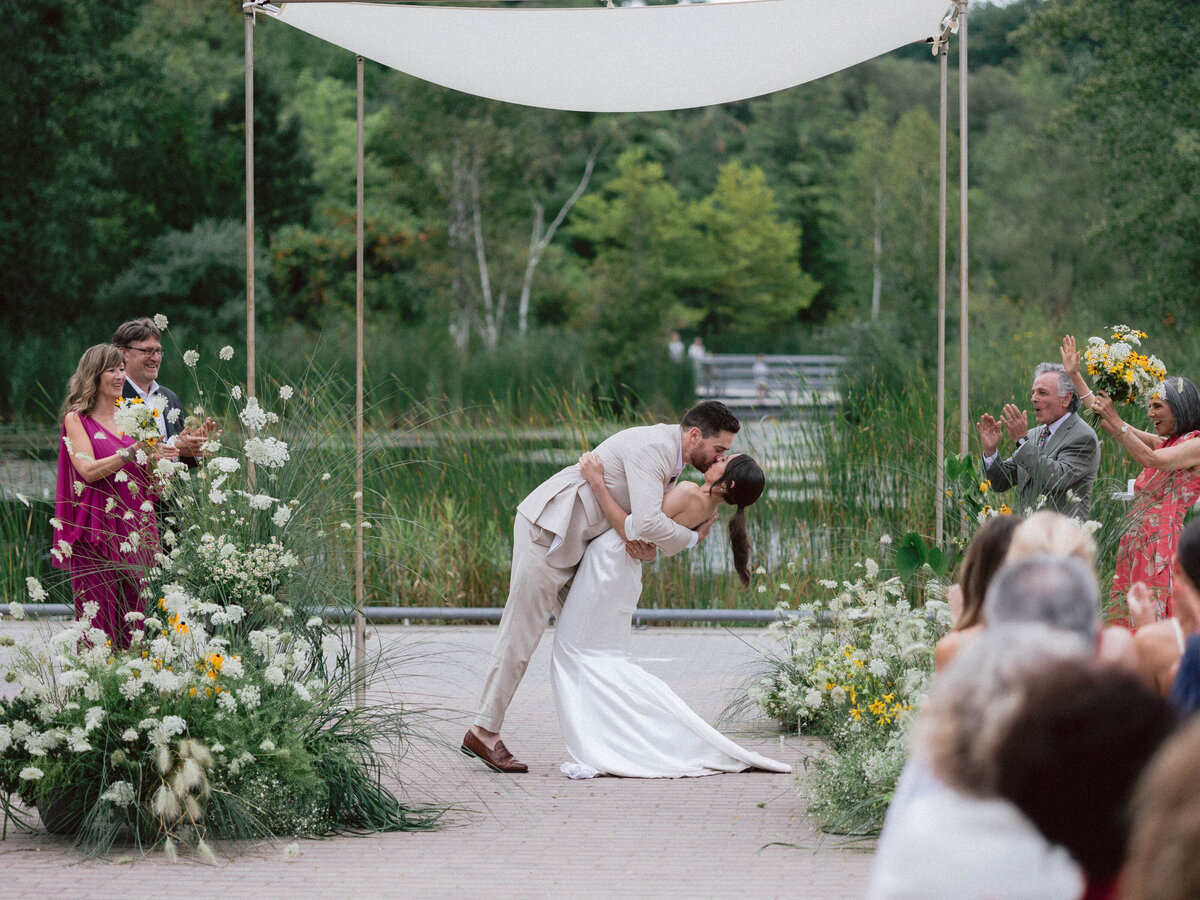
[551,530,791,778]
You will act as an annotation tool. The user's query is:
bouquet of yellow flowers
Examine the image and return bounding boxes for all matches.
[1083,324,1167,407]
[113,395,165,445]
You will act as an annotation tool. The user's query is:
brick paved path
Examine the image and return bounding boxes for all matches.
[1,624,874,898]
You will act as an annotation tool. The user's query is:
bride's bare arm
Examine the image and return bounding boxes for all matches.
[580,452,631,541]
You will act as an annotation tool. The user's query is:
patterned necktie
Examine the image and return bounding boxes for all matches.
[1037,425,1051,449]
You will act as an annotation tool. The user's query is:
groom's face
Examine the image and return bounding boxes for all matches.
[687,429,736,472]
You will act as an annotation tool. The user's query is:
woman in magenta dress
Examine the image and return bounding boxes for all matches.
[1062,337,1200,622]
[53,344,171,648]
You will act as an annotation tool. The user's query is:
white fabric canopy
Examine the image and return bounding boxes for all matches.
[263,0,952,112]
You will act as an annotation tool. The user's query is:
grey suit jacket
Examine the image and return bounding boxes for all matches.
[516,422,695,568]
[984,412,1100,518]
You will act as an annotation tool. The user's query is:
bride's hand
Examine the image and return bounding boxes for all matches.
[579,451,605,486]
[625,540,656,562]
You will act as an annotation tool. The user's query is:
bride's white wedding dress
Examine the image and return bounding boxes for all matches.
[551,530,792,778]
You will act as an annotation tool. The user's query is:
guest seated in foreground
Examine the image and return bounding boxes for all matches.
[867,625,1092,900]
[933,513,1023,672]
[994,658,1176,900]
[1165,520,1200,715]
[1002,510,1138,670]
[1121,715,1200,900]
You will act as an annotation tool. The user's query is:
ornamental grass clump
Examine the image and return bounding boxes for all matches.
[0,588,439,856]
[742,552,950,834]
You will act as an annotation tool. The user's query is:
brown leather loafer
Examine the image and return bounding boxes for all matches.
[461,730,528,773]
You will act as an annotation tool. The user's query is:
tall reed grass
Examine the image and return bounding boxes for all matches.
[1,304,1193,614]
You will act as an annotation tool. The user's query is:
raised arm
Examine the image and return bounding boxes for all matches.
[1060,335,1093,406]
[579,452,631,541]
[1096,398,1200,471]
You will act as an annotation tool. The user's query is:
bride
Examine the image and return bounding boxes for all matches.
[551,450,791,779]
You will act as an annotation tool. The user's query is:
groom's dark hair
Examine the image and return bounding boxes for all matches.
[681,400,740,436]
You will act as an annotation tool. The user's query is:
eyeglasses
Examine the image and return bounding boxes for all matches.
[126,345,164,358]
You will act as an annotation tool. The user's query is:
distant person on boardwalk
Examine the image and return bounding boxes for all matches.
[1063,334,1200,622]
[53,345,176,648]
[462,401,738,774]
[976,361,1100,518]
[668,331,685,363]
[753,353,770,402]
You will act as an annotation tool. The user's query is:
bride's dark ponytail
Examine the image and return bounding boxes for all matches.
[715,455,766,587]
[729,506,752,586]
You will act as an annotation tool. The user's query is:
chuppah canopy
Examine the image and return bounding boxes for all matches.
[260,0,953,113]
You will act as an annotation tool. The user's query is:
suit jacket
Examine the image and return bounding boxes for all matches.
[517,422,696,568]
[984,412,1100,518]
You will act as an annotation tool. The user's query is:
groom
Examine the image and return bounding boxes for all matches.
[462,400,741,773]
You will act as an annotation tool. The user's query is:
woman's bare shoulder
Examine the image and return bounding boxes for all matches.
[663,481,707,523]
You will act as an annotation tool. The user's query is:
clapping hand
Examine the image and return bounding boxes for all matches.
[175,417,220,457]
[999,403,1029,443]
[976,413,1003,457]
[1126,582,1158,628]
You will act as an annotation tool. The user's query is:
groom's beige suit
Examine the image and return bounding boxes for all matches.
[475,422,699,732]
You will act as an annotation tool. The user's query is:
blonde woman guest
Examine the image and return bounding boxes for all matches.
[53,344,175,648]
[934,513,1024,672]
[1120,715,1200,900]
[1063,335,1200,622]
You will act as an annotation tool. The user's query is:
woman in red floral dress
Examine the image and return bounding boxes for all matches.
[1062,336,1200,623]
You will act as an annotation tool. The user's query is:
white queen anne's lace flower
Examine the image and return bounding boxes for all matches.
[219,345,234,360]
[244,436,289,469]
[183,349,200,368]
[239,397,268,432]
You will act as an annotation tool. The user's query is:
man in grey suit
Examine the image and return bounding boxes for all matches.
[977,362,1100,519]
[462,400,740,773]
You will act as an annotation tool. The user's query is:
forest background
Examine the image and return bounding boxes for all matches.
[2,0,1197,426]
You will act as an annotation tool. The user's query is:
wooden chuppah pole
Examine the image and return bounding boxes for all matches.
[354,55,367,706]
[936,36,948,547]
[958,0,970,462]
[245,6,257,399]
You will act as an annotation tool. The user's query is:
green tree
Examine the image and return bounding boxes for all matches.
[684,161,817,337]
[569,149,695,376]
[1031,0,1200,326]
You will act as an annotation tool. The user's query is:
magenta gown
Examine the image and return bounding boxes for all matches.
[1109,430,1200,623]
[52,415,159,649]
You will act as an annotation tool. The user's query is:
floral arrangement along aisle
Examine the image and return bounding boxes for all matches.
[743,549,950,835]
[0,332,441,856]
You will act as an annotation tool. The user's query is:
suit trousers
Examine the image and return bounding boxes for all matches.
[475,513,575,732]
